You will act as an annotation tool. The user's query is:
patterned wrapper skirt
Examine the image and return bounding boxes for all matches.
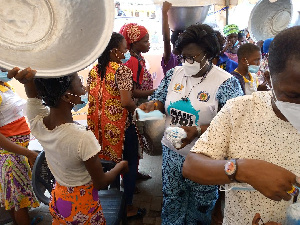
[0,135,40,211]
[49,182,106,225]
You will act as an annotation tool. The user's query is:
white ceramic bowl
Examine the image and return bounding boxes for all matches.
[0,0,114,77]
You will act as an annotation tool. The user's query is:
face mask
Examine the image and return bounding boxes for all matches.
[121,51,131,64]
[183,54,207,77]
[248,65,260,73]
[271,78,300,132]
[71,93,88,112]
[0,71,11,82]
[233,40,239,47]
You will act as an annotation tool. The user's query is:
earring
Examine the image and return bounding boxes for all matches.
[115,52,120,60]
[245,58,249,66]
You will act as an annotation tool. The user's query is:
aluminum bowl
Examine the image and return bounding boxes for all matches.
[248,0,292,42]
[168,6,210,31]
[0,0,114,77]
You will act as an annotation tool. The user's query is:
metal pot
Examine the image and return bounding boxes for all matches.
[248,0,292,41]
[0,0,114,78]
[168,6,210,31]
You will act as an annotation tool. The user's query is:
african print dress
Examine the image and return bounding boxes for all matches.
[87,62,128,163]
[0,83,39,211]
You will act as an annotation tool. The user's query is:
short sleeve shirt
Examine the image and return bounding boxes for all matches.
[191,91,300,224]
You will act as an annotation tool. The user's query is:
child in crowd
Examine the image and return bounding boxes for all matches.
[0,70,40,225]
[223,24,240,63]
[231,43,261,95]
[212,31,238,73]
[8,67,128,224]
[119,23,155,181]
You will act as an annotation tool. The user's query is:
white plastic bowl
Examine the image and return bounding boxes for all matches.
[0,0,114,77]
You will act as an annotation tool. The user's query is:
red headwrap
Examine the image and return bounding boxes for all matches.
[119,23,148,49]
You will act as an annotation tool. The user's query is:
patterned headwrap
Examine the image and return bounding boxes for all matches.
[119,23,148,49]
[223,24,239,36]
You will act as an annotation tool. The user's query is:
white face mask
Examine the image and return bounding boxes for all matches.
[271,78,300,132]
[182,54,207,77]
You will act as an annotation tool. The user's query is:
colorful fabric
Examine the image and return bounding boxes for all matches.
[0,135,39,211]
[49,182,105,225]
[119,23,148,49]
[124,56,153,90]
[161,52,181,75]
[224,51,238,63]
[217,53,238,73]
[0,117,30,137]
[263,38,274,54]
[161,144,218,225]
[0,83,27,128]
[87,62,128,163]
[223,24,239,36]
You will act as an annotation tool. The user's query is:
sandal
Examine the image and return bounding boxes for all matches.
[127,208,146,220]
[31,215,43,225]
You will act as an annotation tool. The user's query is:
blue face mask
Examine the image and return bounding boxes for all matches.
[0,71,12,82]
[248,65,260,73]
[72,93,88,112]
[121,51,131,64]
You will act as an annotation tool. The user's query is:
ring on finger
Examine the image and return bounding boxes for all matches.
[287,185,299,196]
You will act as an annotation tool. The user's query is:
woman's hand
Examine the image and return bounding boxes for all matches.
[118,160,129,174]
[177,126,198,149]
[252,213,281,225]
[237,159,299,201]
[7,67,36,84]
[162,1,172,14]
[26,150,39,169]
[139,101,158,113]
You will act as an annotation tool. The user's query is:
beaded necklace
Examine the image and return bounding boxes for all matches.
[181,64,212,101]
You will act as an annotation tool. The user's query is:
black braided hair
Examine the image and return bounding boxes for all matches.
[34,73,76,108]
[237,43,260,63]
[175,24,220,60]
[269,26,300,79]
[97,32,125,80]
[171,29,184,46]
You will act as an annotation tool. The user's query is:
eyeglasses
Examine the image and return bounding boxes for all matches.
[179,53,202,64]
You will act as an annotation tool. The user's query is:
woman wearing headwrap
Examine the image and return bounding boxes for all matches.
[119,23,156,180]
[223,24,240,63]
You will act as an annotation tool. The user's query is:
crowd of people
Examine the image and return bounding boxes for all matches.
[0,1,299,225]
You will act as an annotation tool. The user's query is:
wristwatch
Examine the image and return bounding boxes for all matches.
[224,159,239,182]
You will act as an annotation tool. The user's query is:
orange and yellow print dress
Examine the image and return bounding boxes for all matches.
[87,62,128,163]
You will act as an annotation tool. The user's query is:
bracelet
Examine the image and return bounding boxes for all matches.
[196,126,202,137]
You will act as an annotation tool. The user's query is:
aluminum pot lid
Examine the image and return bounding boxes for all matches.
[248,0,292,42]
[0,0,114,77]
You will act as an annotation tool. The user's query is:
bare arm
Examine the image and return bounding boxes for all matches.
[183,153,297,201]
[132,88,155,98]
[0,133,38,166]
[119,90,136,113]
[162,1,172,64]
[84,155,128,190]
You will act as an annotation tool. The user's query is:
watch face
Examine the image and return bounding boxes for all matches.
[225,161,236,176]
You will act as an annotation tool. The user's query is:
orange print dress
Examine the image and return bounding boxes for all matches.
[87,62,128,163]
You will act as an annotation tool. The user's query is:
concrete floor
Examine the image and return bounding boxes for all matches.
[2,153,163,225]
